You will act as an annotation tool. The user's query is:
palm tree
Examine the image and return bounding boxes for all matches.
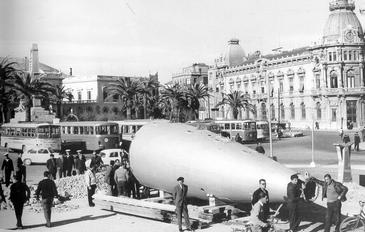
[0,58,18,123]
[106,78,142,119]
[160,83,185,122]
[11,72,55,121]
[185,83,209,120]
[216,90,255,120]
[140,77,160,119]
[50,85,74,118]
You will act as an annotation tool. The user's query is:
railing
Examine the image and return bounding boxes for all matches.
[62,100,97,104]
[311,87,365,96]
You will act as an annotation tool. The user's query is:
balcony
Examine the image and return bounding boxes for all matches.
[311,87,365,96]
[62,100,97,104]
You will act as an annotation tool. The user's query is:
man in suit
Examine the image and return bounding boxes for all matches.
[63,150,74,177]
[251,179,270,221]
[9,174,30,229]
[35,171,58,227]
[2,153,14,187]
[46,154,57,180]
[173,177,192,232]
[16,153,26,183]
[286,174,303,232]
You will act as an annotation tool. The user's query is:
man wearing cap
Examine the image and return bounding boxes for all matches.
[173,177,192,232]
[46,154,57,180]
[2,153,14,187]
[75,150,86,175]
[63,150,74,177]
[9,174,30,229]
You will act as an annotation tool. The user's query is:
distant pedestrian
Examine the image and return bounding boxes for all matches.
[75,150,86,174]
[286,174,303,232]
[85,165,97,207]
[46,154,57,180]
[354,132,360,152]
[343,134,350,144]
[16,153,26,183]
[35,171,58,228]
[114,163,129,196]
[90,151,103,170]
[339,129,344,140]
[63,150,74,177]
[2,153,14,187]
[315,121,319,130]
[104,160,117,196]
[255,142,265,155]
[56,155,63,179]
[9,174,30,229]
[173,177,192,232]
[251,179,270,221]
[311,174,348,232]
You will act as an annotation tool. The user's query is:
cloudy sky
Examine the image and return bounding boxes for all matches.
[1,0,365,83]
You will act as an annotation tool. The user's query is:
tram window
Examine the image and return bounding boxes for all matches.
[124,126,129,134]
[236,123,242,130]
[73,126,79,134]
[111,125,118,134]
[224,123,230,130]
[79,126,83,134]
[243,123,249,129]
[249,122,256,129]
[67,126,71,134]
[97,126,108,135]
[16,128,21,136]
[137,125,143,130]
[231,123,236,130]
[84,126,88,135]
[132,126,136,133]
[62,126,66,134]
[90,126,94,135]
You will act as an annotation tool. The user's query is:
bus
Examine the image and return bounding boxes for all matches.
[256,121,270,141]
[214,120,257,143]
[0,122,61,152]
[112,120,152,142]
[58,121,120,151]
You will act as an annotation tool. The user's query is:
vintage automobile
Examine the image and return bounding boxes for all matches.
[85,148,128,167]
[23,147,60,165]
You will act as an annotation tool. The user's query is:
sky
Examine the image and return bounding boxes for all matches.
[1,0,365,84]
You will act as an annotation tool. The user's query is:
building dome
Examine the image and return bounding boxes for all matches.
[224,38,246,67]
[323,0,363,43]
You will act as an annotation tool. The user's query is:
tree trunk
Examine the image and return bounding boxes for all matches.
[233,108,239,120]
[26,106,31,122]
[126,107,131,120]
[57,102,61,118]
[0,104,4,124]
[143,94,147,119]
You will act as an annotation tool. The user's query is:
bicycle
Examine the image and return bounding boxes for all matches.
[339,201,365,232]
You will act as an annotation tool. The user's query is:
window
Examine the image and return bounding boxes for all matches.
[280,104,285,120]
[261,103,267,120]
[349,51,352,60]
[301,103,306,120]
[279,80,283,93]
[78,91,82,101]
[344,51,347,60]
[329,52,332,61]
[271,104,275,120]
[236,123,242,130]
[187,79,191,85]
[330,72,338,88]
[231,123,236,130]
[87,91,91,100]
[103,87,108,102]
[224,123,230,130]
[331,109,337,122]
[299,76,304,93]
[289,77,294,93]
[315,74,321,89]
[261,87,265,94]
[316,103,322,120]
[237,82,241,90]
[333,52,337,61]
[346,70,355,88]
[290,103,295,120]
[73,126,79,134]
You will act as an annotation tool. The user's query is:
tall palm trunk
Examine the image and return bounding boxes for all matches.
[143,94,147,119]
[57,102,62,118]
[0,104,4,124]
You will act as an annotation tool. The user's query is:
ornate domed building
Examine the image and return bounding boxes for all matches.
[206,0,365,130]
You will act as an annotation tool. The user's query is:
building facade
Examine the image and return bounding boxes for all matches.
[205,0,365,130]
[171,63,209,86]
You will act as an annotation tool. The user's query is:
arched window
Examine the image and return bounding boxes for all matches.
[346,70,355,88]
[330,71,338,88]
[252,105,257,119]
[290,103,295,120]
[280,103,285,120]
[314,103,320,121]
[261,103,267,120]
[301,103,306,120]
[271,104,275,120]
[103,87,108,102]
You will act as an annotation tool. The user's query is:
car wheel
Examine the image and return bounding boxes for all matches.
[24,159,32,166]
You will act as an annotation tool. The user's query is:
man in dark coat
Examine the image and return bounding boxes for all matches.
[16,153,26,183]
[286,174,303,232]
[46,154,57,180]
[251,179,270,221]
[10,174,30,229]
[75,150,86,174]
[311,174,348,232]
[104,160,117,196]
[354,132,361,152]
[173,177,192,232]
[35,171,58,227]
[62,150,74,177]
[2,153,14,187]
[56,155,63,179]
[90,151,103,170]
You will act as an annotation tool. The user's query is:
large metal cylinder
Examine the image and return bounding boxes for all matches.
[130,121,295,203]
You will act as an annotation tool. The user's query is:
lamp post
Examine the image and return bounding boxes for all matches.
[310,104,316,167]
[260,59,273,158]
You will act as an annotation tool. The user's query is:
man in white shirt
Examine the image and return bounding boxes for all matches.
[85,165,97,207]
[250,192,270,232]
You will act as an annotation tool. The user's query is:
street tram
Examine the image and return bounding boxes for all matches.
[256,120,270,141]
[112,120,151,142]
[0,122,61,152]
[214,120,257,142]
[58,121,120,151]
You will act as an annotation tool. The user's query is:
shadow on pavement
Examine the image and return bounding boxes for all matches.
[9,213,117,230]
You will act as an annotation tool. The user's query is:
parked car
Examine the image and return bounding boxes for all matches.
[23,147,60,165]
[85,148,128,168]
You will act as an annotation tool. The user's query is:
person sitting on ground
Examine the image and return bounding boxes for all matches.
[250,192,270,232]
[255,142,265,155]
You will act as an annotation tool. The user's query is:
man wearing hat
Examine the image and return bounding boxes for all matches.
[46,154,57,180]
[1,153,14,187]
[63,149,74,177]
[173,177,192,232]
[75,150,86,175]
